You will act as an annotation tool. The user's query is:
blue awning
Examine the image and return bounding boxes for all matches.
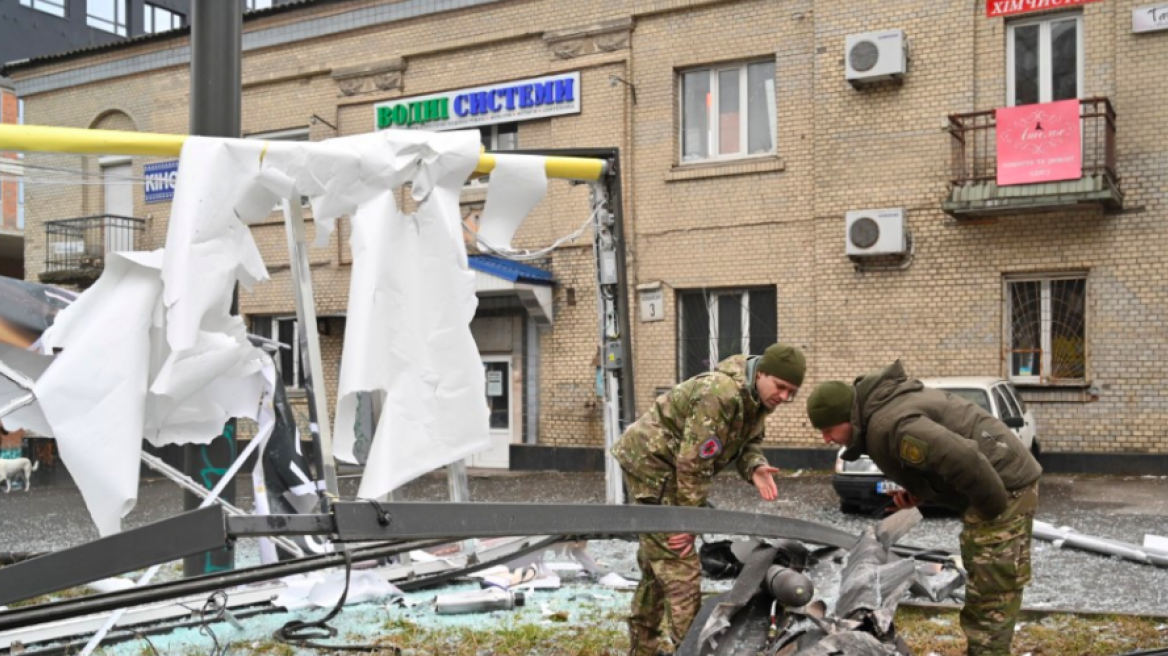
[468,255,554,286]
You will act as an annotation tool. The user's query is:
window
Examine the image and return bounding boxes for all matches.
[992,386,1017,421]
[1007,383,1028,415]
[468,122,518,187]
[144,3,184,33]
[680,61,775,163]
[677,287,777,381]
[19,0,66,18]
[87,0,127,36]
[1007,14,1082,106]
[945,389,992,414]
[1005,274,1086,384]
[250,316,306,389]
[245,0,273,11]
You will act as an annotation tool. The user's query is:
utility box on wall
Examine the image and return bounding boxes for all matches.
[845,208,907,257]
[845,29,907,86]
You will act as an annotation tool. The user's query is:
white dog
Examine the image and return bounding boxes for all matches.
[0,458,38,493]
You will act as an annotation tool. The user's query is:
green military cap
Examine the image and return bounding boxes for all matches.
[757,343,806,387]
[806,381,854,429]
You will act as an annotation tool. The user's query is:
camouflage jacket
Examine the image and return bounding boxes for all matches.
[612,355,772,508]
[842,361,1043,518]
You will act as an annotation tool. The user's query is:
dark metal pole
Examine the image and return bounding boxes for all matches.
[183,0,244,578]
[606,152,637,428]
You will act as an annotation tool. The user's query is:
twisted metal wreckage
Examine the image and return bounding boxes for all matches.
[0,123,966,655]
[0,124,1163,656]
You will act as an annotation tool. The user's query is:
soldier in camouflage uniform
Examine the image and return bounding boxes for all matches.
[806,361,1042,656]
[612,343,806,656]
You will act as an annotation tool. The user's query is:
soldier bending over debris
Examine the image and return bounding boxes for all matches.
[612,343,807,656]
[807,361,1042,656]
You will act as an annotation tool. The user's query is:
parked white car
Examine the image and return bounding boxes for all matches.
[831,376,1039,514]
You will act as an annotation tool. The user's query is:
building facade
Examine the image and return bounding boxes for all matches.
[5,0,1168,469]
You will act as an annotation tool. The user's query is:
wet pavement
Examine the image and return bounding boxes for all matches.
[1,469,1166,614]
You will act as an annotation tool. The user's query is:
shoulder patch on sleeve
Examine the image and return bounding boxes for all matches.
[699,436,723,459]
[900,435,929,465]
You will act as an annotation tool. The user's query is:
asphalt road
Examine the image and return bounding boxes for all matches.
[2,469,1166,614]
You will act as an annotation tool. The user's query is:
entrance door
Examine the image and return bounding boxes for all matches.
[472,356,512,468]
[1007,14,1082,107]
[102,159,134,254]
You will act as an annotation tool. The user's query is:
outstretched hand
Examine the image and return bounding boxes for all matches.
[667,533,695,557]
[888,489,921,511]
[752,465,780,501]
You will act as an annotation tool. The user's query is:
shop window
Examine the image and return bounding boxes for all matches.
[144,3,184,33]
[679,60,776,163]
[87,0,127,36]
[677,287,777,381]
[250,316,306,390]
[1007,13,1082,106]
[467,122,518,187]
[20,0,67,18]
[1005,274,1086,385]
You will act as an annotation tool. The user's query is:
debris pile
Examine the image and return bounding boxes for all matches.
[680,509,964,656]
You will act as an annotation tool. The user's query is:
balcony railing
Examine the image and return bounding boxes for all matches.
[43,215,145,282]
[943,97,1122,216]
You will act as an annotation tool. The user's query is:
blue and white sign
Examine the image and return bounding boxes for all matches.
[144,160,179,203]
[373,71,582,132]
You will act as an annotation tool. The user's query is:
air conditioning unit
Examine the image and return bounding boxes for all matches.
[845,29,907,86]
[846,208,906,257]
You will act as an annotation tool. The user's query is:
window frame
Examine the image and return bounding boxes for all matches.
[1004,272,1088,386]
[676,286,777,382]
[87,0,128,36]
[677,60,777,165]
[144,3,184,34]
[251,315,306,390]
[20,0,67,18]
[1006,13,1084,107]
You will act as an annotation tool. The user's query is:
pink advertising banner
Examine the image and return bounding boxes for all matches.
[995,99,1082,187]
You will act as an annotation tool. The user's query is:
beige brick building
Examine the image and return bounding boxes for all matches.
[5,0,1167,471]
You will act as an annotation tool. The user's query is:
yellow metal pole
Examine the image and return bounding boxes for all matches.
[0,124,606,181]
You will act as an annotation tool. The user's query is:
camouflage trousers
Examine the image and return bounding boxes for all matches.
[624,474,701,656]
[959,481,1039,656]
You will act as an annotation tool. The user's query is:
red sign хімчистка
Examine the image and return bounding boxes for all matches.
[987,0,1103,18]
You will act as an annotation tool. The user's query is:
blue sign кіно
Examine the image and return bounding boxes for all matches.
[144,160,179,203]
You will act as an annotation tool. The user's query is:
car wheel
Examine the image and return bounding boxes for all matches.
[1030,439,1042,458]
[839,502,863,515]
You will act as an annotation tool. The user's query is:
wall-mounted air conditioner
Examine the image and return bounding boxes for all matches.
[845,29,907,87]
[845,208,907,257]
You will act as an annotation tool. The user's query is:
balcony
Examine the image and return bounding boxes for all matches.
[943,97,1122,217]
[41,215,145,285]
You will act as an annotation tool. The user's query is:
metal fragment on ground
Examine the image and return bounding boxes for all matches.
[1034,521,1168,567]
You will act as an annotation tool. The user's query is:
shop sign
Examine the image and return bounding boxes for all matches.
[1133,3,1168,32]
[996,99,1082,186]
[374,72,581,131]
[987,0,1102,18]
[144,160,179,203]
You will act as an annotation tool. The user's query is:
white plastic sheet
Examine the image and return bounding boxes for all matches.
[5,129,548,533]
[329,130,490,500]
[30,250,269,536]
[478,154,548,251]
